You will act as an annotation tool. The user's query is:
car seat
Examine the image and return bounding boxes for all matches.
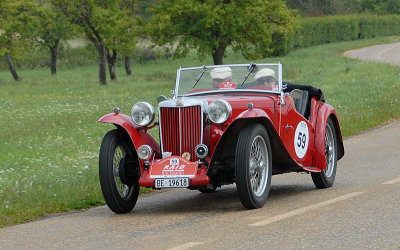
[291,89,309,118]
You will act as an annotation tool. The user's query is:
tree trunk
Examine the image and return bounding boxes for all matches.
[124,56,132,75]
[106,49,117,80]
[5,54,20,81]
[50,40,60,75]
[212,46,225,65]
[97,43,107,85]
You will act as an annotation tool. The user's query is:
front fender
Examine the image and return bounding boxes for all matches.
[313,104,344,170]
[236,108,270,120]
[98,113,161,158]
[209,108,272,156]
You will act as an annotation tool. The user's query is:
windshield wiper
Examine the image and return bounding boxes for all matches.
[192,65,207,88]
[241,62,257,86]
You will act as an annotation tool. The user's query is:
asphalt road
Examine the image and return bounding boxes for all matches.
[344,41,400,66]
[1,120,400,249]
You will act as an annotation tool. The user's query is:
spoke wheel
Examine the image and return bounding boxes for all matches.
[99,129,140,213]
[235,124,272,209]
[311,118,338,188]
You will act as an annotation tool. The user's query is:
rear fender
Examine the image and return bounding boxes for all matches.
[98,113,161,158]
[313,104,344,170]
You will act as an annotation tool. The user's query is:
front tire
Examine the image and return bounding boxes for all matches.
[99,129,140,213]
[235,124,272,209]
[311,118,338,188]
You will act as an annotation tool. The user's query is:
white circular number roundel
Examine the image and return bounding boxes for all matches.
[294,121,309,159]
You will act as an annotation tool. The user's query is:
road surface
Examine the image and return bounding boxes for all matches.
[344,41,400,66]
[1,120,399,249]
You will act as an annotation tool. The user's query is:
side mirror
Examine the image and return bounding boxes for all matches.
[157,95,168,103]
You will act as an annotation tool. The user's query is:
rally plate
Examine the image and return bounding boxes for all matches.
[149,156,197,178]
[155,178,189,188]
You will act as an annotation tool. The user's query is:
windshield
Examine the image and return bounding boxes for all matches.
[175,63,282,96]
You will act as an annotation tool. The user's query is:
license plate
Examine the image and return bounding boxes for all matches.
[155,178,189,188]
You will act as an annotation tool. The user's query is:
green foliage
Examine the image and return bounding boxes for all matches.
[27,0,75,52]
[285,0,364,16]
[0,0,37,58]
[52,0,140,56]
[358,15,400,39]
[361,0,400,15]
[275,14,400,54]
[291,15,359,49]
[284,0,400,16]
[146,0,298,64]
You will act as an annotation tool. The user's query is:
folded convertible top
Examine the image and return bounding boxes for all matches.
[284,82,325,101]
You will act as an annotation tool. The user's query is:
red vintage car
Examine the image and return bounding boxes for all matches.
[98,63,344,213]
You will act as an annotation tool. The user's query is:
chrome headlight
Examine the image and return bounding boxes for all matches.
[137,145,153,160]
[131,102,155,127]
[207,99,232,124]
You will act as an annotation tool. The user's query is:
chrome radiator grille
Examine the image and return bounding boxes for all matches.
[160,106,202,161]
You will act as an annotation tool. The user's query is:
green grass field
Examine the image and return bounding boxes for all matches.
[1,36,400,227]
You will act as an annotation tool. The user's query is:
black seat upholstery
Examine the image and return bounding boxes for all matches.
[292,90,309,118]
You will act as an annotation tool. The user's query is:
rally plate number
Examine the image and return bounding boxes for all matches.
[155,178,189,188]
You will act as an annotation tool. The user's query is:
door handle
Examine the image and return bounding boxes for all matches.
[285,124,294,130]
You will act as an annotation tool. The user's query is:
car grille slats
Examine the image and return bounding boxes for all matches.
[160,106,202,161]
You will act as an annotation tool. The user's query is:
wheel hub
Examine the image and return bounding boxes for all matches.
[118,156,136,187]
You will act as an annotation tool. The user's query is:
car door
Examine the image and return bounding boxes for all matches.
[281,96,315,166]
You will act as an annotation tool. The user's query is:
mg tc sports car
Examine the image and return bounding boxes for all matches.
[98,63,344,213]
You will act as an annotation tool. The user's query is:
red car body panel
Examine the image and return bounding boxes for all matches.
[99,90,343,188]
[98,113,161,158]
[312,103,344,170]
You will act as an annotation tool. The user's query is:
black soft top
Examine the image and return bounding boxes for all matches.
[284,82,325,101]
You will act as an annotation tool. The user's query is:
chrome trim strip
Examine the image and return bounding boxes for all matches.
[159,98,208,109]
[158,106,164,154]
[175,68,181,99]
[175,63,283,98]
[178,63,281,71]
[181,89,281,97]
[179,107,182,155]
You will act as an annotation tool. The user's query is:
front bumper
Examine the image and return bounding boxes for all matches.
[138,156,210,188]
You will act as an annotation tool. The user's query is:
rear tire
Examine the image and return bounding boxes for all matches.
[99,129,140,213]
[235,124,272,209]
[311,118,338,188]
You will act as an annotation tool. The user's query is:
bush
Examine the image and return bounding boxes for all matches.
[273,14,400,56]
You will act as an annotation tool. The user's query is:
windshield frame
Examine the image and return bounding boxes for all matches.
[174,63,283,98]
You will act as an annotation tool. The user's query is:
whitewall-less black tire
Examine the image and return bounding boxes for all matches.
[235,124,272,209]
[99,129,140,213]
[311,118,338,188]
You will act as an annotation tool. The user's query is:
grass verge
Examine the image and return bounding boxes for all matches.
[1,36,400,227]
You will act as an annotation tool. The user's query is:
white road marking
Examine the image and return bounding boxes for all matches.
[383,176,400,185]
[375,44,400,59]
[167,242,204,250]
[249,192,363,227]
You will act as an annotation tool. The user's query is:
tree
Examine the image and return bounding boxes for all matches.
[28,1,75,75]
[121,0,143,75]
[0,0,36,81]
[52,0,140,84]
[146,0,298,65]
